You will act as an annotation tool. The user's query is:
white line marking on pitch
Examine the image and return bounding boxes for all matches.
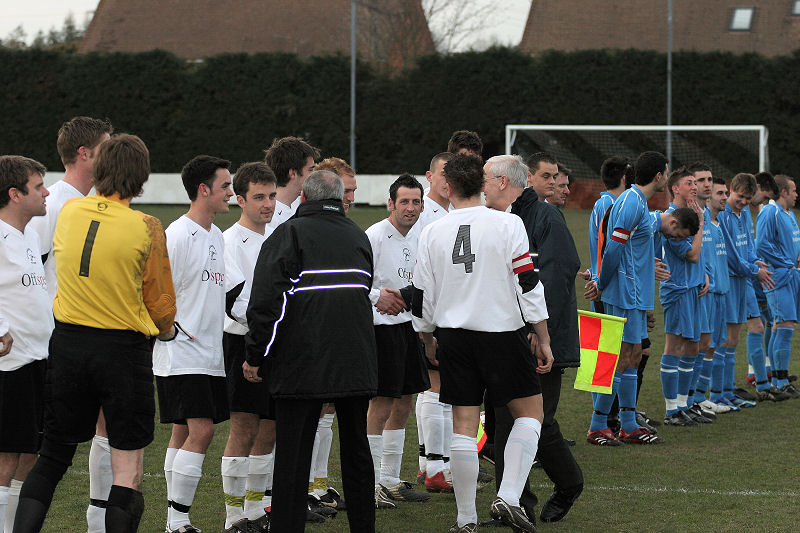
[529,482,798,498]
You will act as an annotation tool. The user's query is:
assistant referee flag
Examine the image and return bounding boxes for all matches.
[574,310,626,394]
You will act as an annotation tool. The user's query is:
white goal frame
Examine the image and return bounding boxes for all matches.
[505,124,769,173]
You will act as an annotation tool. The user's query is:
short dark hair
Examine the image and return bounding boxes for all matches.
[93,134,150,200]
[0,156,46,209]
[774,174,795,195]
[634,151,668,186]
[389,174,424,203]
[57,116,113,166]
[447,130,483,155]
[557,163,573,185]
[526,152,557,173]
[731,173,757,196]
[687,161,711,175]
[671,206,700,236]
[181,155,231,201]
[600,156,630,189]
[443,154,483,199]
[430,152,453,171]
[667,166,693,199]
[755,171,778,198]
[712,176,727,187]
[263,137,320,187]
[233,162,276,197]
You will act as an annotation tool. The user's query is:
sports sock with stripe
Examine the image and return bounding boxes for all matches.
[168,449,204,529]
[768,329,778,386]
[589,374,619,432]
[695,353,713,402]
[244,453,271,519]
[415,393,426,473]
[422,392,445,477]
[221,456,248,528]
[87,435,112,533]
[677,355,696,410]
[774,327,794,388]
[709,347,726,402]
[618,369,638,432]
[314,413,335,496]
[747,331,769,391]
[723,345,737,400]
[660,354,679,416]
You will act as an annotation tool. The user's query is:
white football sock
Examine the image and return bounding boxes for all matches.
[4,478,21,533]
[221,456,249,528]
[415,393,426,472]
[168,449,205,529]
[260,449,275,509]
[308,426,321,493]
[314,413,334,496]
[450,433,478,527]
[422,392,444,477]
[443,402,453,463]
[367,433,383,487]
[164,447,179,502]
[244,453,270,519]
[0,485,8,532]
[380,429,405,487]
[87,435,112,533]
[496,417,541,507]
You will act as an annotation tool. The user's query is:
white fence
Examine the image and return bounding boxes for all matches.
[43,172,427,207]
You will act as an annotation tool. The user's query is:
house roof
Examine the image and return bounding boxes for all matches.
[519,0,800,57]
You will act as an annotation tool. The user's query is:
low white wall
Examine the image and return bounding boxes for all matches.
[43,172,427,206]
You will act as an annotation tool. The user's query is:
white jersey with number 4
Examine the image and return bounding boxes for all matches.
[366,218,417,326]
[223,222,272,334]
[153,215,225,376]
[412,205,547,333]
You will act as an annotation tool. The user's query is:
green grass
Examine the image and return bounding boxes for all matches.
[40,205,799,532]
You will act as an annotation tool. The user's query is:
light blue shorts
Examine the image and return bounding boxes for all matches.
[725,277,748,325]
[708,292,728,348]
[604,303,647,345]
[766,270,800,323]
[664,287,701,342]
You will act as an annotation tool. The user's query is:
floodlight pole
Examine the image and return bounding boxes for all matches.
[666,0,673,165]
[350,0,357,172]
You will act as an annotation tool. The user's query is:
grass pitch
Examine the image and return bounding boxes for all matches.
[40,204,799,533]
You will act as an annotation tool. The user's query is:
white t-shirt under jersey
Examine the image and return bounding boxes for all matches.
[153,215,226,376]
[412,205,548,333]
[366,218,419,326]
[27,180,84,302]
[223,222,272,335]
[266,197,300,231]
[415,194,449,234]
[0,219,53,371]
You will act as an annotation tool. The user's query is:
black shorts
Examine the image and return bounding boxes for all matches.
[0,359,46,453]
[156,373,230,424]
[45,321,155,450]
[374,322,431,398]
[436,327,542,407]
[223,332,275,419]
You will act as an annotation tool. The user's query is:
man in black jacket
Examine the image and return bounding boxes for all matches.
[243,170,378,533]
[483,154,584,525]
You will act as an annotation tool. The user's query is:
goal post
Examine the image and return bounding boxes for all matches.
[505,124,769,181]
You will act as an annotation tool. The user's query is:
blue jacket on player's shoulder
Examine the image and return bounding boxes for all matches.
[588,191,615,277]
[596,185,656,311]
[717,202,760,279]
[756,201,800,288]
[706,210,730,295]
[660,203,705,305]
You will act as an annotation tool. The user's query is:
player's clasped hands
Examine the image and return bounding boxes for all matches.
[655,257,670,281]
[755,260,775,289]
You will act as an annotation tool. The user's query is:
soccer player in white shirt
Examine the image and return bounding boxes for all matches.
[413,154,552,533]
[219,163,277,532]
[416,152,453,232]
[153,155,233,533]
[365,175,431,508]
[26,116,114,533]
[264,137,319,231]
[0,156,51,532]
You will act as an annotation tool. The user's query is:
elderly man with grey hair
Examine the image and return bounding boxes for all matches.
[483,155,528,211]
[244,169,378,533]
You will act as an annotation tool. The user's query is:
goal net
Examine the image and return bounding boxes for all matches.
[505,125,768,181]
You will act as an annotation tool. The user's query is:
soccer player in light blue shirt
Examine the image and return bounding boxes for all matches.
[755,175,800,397]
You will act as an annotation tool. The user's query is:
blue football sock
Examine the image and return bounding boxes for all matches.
[710,347,726,403]
[774,327,794,388]
[677,355,696,410]
[768,328,779,386]
[618,369,638,433]
[590,376,619,431]
[660,354,679,416]
[723,346,736,400]
[694,353,711,402]
[763,324,773,376]
[747,331,769,391]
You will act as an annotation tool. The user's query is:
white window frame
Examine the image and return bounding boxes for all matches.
[730,6,755,31]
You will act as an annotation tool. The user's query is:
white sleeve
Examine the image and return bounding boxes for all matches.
[510,218,548,325]
[411,229,436,333]
[165,228,187,293]
[0,313,8,337]
[27,209,55,256]
[366,226,381,305]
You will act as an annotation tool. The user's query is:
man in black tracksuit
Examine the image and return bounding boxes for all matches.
[244,170,378,533]
[492,185,584,524]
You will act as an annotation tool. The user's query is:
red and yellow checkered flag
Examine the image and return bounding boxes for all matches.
[574,310,626,394]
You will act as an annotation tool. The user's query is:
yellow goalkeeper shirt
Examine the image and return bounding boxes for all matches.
[53,194,176,336]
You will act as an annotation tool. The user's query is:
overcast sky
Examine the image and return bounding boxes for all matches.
[0,0,531,51]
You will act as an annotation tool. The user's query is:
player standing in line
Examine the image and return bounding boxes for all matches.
[14,135,176,533]
[365,175,431,508]
[716,173,776,410]
[657,168,712,426]
[219,163,278,533]
[584,151,670,446]
[264,137,318,231]
[413,154,551,533]
[756,175,800,398]
[697,178,734,411]
[153,156,233,533]
[0,157,50,531]
[414,152,455,493]
[26,116,113,533]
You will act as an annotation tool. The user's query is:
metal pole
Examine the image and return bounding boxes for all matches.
[350,0,357,171]
[666,0,673,165]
